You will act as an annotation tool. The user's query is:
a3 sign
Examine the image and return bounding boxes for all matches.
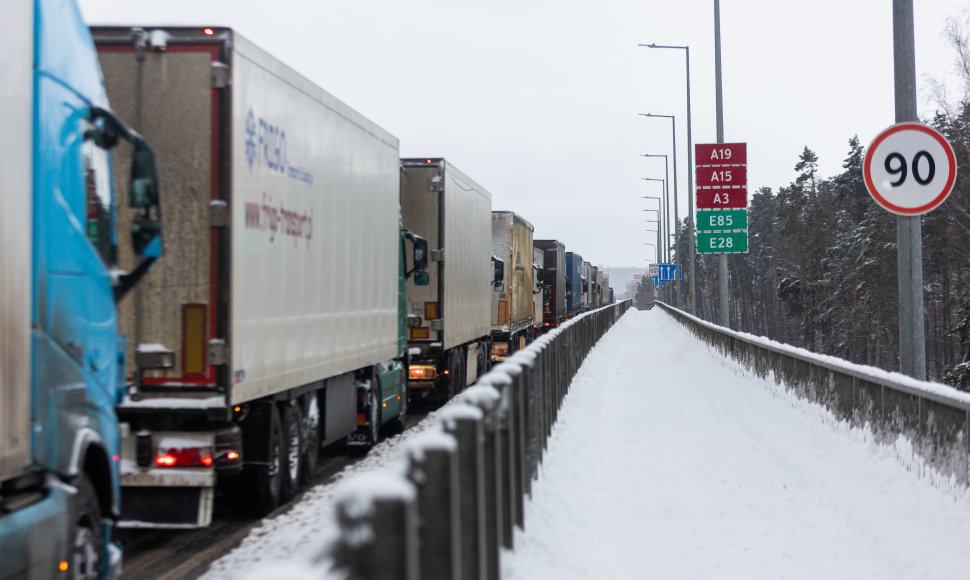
[695,143,748,254]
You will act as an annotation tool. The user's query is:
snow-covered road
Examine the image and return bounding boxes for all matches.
[205,308,970,579]
[502,308,970,579]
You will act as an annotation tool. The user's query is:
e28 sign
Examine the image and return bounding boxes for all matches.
[863,122,957,215]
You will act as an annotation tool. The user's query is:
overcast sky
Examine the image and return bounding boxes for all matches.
[78,0,967,268]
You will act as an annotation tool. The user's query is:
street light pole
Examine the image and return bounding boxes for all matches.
[641,158,670,259]
[641,176,667,260]
[893,0,926,379]
[640,114,682,307]
[641,43,696,315]
[713,1,730,327]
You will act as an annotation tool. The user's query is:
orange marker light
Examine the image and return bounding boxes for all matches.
[59,561,69,572]
[227,451,240,460]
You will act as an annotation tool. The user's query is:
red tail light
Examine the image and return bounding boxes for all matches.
[155,446,214,468]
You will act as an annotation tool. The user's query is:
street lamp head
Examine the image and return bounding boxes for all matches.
[639,43,688,51]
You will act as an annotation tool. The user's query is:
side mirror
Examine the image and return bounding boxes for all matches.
[413,237,429,271]
[491,256,505,286]
[88,106,163,301]
[130,140,162,258]
[414,271,430,286]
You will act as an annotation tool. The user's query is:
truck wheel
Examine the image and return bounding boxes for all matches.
[280,403,304,502]
[299,392,320,487]
[249,404,283,515]
[70,474,103,580]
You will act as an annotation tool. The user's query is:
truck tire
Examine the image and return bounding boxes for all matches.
[246,403,283,516]
[70,474,103,580]
[299,392,320,487]
[280,403,304,502]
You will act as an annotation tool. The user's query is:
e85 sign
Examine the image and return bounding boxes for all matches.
[863,122,957,215]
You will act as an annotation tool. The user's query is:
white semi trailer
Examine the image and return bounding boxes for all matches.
[92,26,425,526]
[400,159,496,401]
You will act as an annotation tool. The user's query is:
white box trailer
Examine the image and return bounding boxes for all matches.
[0,12,31,486]
[93,26,410,526]
[401,158,493,399]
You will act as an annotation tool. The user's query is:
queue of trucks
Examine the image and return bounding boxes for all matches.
[0,5,614,577]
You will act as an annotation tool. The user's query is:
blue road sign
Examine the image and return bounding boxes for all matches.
[658,263,682,281]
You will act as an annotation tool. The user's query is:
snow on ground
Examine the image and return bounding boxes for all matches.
[501,309,970,579]
[203,308,970,579]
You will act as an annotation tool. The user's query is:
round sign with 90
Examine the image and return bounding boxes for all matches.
[863,122,957,215]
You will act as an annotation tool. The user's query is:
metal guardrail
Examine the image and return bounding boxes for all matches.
[658,302,970,487]
[328,301,631,580]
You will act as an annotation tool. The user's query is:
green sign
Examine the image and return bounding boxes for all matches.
[696,209,748,232]
[697,231,748,254]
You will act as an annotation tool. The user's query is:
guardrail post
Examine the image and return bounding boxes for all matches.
[442,405,486,580]
[503,357,529,529]
[406,431,461,580]
[481,371,516,548]
[463,385,503,580]
[332,474,419,580]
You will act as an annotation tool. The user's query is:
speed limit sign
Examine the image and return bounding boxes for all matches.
[863,122,957,215]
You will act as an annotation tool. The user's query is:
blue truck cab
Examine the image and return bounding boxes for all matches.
[0,0,161,577]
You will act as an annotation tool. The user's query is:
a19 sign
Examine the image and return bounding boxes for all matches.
[863,122,957,215]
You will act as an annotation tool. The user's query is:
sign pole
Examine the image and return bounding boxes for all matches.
[893,0,926,379]
[714,0,730,327]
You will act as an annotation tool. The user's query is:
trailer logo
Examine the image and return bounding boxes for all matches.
[244,192,313,248]
[245,107,314,185]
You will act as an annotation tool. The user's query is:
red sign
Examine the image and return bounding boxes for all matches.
[696,189,748,209]
[695,165,747,188]
[695,143,747,166]
[696,142,748,210]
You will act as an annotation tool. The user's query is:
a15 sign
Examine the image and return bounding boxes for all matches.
[695,165,747,188]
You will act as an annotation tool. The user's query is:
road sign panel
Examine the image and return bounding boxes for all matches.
[695,143,747,166]
[648,264,659,277]
[696,231,748,254]
[696,165,747,188]
[696,209,748,232]
[658,263,681,281]
[696,188,747,209]
[863,122,956,215]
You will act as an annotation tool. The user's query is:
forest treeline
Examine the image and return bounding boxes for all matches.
[650,12,970,390]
